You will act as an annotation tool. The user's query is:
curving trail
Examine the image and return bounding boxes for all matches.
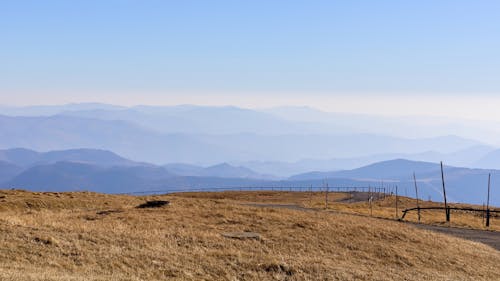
[247,203,500,251]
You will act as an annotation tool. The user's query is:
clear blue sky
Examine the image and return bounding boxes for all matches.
[1,1,500,112]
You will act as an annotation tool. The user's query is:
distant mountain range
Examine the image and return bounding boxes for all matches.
[0,113,483,165]
[0,148,276,193]
[4,103,500,145]
[0,148,137,167]
[0,103,494,167]
[289,159,440,181]
[289,159,499,206]
[0,103,499,206]
[237,145,496,177]
[0,148,498,206]
[163,163,276,180]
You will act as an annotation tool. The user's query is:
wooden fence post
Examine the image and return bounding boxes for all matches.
[395,185,399,219]
[309,185,313,206]
[413,172,421,222]
[440,162,450,222]
[325,183,329,209]
[482,203,486,226]
[486,173,491,227]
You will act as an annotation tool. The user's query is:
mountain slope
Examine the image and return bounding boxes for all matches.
[0,148,40,166]
[164,163,276,179]
[474,149,500,169]
[3,162,176,193]
[36,149,137,167]
[2,161,271,193]
[0,161,23,184]
[288,159,499,205]
[0,148,138,167]
[0,115,218,164]
[289,159,441,181]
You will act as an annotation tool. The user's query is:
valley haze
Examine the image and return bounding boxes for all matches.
[0,103,499,206]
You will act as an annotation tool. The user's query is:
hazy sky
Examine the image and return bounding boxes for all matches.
[1,1,500,118]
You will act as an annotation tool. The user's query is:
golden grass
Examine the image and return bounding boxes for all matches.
[0,190,498,281]
[324,195,499,231]
[179,191,499,231]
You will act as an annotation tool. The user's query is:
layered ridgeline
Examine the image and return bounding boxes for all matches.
[1,104,497,167]
[0,148,498,206]
[289,159,499,206]
[0,148,275,193]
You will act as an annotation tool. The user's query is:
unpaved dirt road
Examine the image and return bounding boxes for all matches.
[410,223,500,251]
[248,203,500,251]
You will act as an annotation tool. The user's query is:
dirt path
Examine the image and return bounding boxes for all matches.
[247,203,500,251]
[409,223,500,251]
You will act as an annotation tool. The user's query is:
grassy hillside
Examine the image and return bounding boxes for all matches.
[0,190,498,280]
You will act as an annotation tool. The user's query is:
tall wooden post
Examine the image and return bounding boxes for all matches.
[325,182,329,209]
[395,185,399,219]
[413,172,421,222]
[482,203,486,226]
[369,195,373,217]
[486,173,491,227]
[440,161,450,222]
[309,184,313,206]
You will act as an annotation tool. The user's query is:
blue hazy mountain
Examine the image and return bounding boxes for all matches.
[288,159,499,205]
[238,145,495,177]
[0,148,276,192]
[4,162,174,193]
[0,103,491,166]
[0,161,23,184]
[0,148,138,167]
[290,159,442,181]
[0,148,41,167]
[3,161,272,194]
[0,103,499,205]
[0,114,220,164]
[1,152,498,205]
[163,163,205,175]
[473,149,500,169]
[4,103,500,145]
[59,105,306,135]
[164,162,277,179]
[0,114,482,164]
[0,103,125,116]
[264,106,500,146]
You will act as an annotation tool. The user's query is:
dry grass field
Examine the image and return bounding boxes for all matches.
[180,191,499,231]
[0,189,499,281]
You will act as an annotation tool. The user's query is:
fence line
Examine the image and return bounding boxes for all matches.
[121,186,388,196]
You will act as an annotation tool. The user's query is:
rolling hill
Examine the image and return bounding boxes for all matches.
[0,148,138,167]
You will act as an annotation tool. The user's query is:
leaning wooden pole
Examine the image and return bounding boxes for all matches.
[486,173,491,227]
[440,161,450,222]
[413,172,421,222]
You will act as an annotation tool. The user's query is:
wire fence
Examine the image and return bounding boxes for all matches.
[122,185,388,196]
